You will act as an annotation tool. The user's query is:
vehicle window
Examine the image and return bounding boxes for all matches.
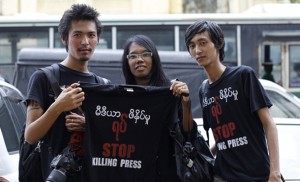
[116,25,174,51]
[261,44,282,84]
[289,44,300,87]
[0,28,48,63]
[266,90,300,118]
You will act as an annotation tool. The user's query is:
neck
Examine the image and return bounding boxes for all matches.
[204,62,226,83]
[135,78,150,86]
[61,57,89,73]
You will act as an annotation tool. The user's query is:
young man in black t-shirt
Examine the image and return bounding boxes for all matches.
[185,20,282,181]
[23,4,110,182]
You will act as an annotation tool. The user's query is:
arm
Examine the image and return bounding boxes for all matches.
[210,143,217,157]
[181,96,194,132]
[25,83,84,144]
[257,107,282,182]
[170,81,194,132]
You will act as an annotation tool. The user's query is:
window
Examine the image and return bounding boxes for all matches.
[54,30,64,48]
[179,25,188,51]
[117,25,174,50]
[261,44,282,84]
[289,44,300,87]
[0,28,49,63]
[223,29,237,63]
[98,26,112,49]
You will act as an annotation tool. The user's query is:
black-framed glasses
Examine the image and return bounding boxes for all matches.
[127,52,152,60]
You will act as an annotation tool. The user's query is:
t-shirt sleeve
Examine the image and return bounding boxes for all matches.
[26,70,51,111]
[242,66,272,113]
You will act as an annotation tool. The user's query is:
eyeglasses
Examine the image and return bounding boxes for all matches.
[127,52,152,60]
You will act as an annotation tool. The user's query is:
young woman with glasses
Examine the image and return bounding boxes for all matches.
[121,35,196,182]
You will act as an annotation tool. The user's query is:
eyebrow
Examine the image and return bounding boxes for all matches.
[72,30,97,34]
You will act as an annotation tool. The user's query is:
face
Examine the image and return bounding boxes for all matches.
[127,43,153,85]
[188,31,220,67]
[64,20,99,62]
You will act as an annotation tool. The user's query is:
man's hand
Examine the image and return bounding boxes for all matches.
[65,112,86,132]
[54,83,85,113]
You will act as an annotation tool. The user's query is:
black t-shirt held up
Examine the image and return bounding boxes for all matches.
[81,84,180,182]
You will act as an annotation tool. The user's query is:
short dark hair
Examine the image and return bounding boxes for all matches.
[58,4,102,51]
[121,35,170,86]
[185,20,225,62]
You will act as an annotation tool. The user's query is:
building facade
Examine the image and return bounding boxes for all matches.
[0,0,294,16]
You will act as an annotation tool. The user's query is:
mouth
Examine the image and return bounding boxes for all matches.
[135,65,146,71]
[78,48,91,52]
[195,56,204,62]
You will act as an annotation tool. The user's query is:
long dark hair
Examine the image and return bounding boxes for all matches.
[185,20,225,62]
[121,35,170,86]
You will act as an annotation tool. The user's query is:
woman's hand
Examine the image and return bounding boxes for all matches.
[170,79,193,132]
[170,80,190,102]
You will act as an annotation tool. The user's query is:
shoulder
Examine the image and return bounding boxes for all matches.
[93,73,111,84]
[27,68,51,108]
[100,77,111,84]
[199,79,208,91]
[29,68,48,83]
[198,79,209,100]
[239,65,255,72]
[228,65,257,78]
[229,65,255,73]
[28,66,54,89]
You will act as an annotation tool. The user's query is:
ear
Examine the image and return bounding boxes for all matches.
[220,37,225,47]
[216,37,225,51]
[61,38,67,45]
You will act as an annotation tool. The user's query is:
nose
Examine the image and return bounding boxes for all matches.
[81,36,89,45]
[195,45,202,54]
[136,56,144,63]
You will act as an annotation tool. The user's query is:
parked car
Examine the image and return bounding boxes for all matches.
[196,79,300,181]
[0,77,26,182]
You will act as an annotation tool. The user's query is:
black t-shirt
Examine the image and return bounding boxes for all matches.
[81,84,180,182]
[199,66,272,181]
[26,64,105,181]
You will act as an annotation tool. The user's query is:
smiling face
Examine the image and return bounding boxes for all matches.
[64,20,99,62]
[127,43,153,85]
